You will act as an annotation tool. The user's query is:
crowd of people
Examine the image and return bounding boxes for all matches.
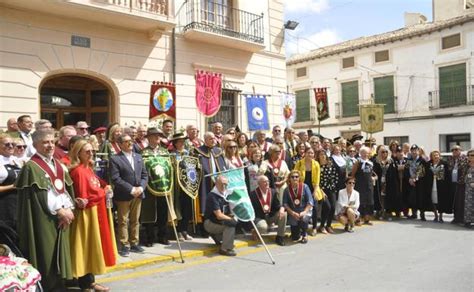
[0,116,473,290]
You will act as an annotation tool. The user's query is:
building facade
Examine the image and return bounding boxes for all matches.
[0,0,286,133]
[286,1,474,152]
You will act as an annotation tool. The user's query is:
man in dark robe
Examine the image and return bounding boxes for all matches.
[195,132,226,235]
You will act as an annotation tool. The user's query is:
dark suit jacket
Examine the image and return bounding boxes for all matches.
[109,151,148,201]
[250,188,281,219]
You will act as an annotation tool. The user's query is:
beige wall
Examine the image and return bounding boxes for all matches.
[0,2,286,133]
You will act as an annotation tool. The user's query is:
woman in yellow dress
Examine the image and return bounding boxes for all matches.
[69,139,117,291]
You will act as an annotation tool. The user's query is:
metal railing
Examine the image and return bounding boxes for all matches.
[98,0,170,16]
[182,0,264,44]
[429,85,473,109]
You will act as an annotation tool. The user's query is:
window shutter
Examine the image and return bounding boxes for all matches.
[439,63,466,107]
[441,34,461,50]
[342,57,355,68]
[374,76,395,113]
[295,89,310,122]
[375,50,389,63]
[341,81,359,117]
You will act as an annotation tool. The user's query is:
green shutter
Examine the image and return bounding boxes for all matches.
[341,81,359,117]
[439,63,466,107]
[374,76,395,113]
[295,89,310,122]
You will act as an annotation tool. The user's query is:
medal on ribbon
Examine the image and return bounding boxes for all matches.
[289,183,303,207]
[29,154,66,194]
[256,187,272,214]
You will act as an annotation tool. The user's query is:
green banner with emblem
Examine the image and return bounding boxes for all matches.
[143,154,173,196]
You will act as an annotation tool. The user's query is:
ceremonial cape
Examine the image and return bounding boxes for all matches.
[15,160,74,290]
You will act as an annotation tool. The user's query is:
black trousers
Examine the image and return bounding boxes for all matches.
[290,220,309,240]
[145,197,169,243]
[177,194,193,233]
[78,273,95,290]
[320,189,336,227]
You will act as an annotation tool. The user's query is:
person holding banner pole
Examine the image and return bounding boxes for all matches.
[204,175,237,256]
[140,128,172,247]
[250,175,287,246]
[283,170,314,244]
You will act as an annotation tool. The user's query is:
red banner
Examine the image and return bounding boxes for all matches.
[149,81,176,121]
[195,70,222,117]
[314,87,329,121]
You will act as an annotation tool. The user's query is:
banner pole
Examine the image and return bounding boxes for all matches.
[165,194,185,263]
[250,221,275,265]
[192,198,196,234]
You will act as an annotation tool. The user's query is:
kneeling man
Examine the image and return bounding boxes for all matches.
[250,175,287,246]
[204,175,237,256]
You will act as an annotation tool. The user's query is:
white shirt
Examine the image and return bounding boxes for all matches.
[0,155,16,165]
[20,131,36,157]
[35,152,74,215]
[336,188,360,216]
[123,151,135,170]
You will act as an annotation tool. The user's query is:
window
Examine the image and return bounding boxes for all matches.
[295,89,310,122]
[201,0,232,28]
[342,57,355,69]
[439,133,471,153]
[374,75,395,113]
[296,67,307,78]
[442,33,461,50]
[341,81,359,117]
[384,136,409,146]
[207,89,238,130]
[439,63,467,107]
[375,50,389,63]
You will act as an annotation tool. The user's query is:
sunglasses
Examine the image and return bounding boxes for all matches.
[381,151,388,153]
[16,145,27,149]
[227,145,237,148]
[78,127,89,130]
[291,176,300,179]
[3,143,16,148]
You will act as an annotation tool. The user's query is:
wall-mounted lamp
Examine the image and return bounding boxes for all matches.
[284,20,299,30]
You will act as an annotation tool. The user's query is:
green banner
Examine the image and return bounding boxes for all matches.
[143,154,173,196]
[219,168,255,222]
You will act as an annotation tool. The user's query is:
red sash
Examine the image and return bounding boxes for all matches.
[256,187,272,214]
[259,141,269,153]
[269,158,282,176]
[111,142,121,154]
[135,139,145,150]
[30,154,65,194]
[289,183,303,207]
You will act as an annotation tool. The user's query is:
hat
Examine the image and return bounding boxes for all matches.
[349,134,363,144]
[333,136,341,144]
[93,127,107,134]
[170,132,188,142]
[451,145,462,151]
[146,127,164,137]
[410,144,419,150]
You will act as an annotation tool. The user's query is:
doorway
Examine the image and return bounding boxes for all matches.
[40,75,114,130]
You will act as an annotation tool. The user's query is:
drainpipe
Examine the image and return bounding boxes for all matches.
[171,27,176,83]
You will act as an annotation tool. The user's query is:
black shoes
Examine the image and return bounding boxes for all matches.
[130,245,145,253]
[275,236,286,246]
[219,249,237,256]
[157,238,170,246]
[118,245,130,257]
[300,237,308,244]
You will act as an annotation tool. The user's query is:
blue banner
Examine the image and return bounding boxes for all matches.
[246,95,269,131]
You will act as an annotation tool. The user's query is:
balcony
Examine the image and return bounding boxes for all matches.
[1,0,175,33]
[179,0,265,52]
[429,85,474,109]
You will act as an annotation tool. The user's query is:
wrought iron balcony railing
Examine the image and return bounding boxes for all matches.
[182,0,264,44]
[429,85,473,109]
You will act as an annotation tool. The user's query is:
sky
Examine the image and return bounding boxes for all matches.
[284,0,433,57]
